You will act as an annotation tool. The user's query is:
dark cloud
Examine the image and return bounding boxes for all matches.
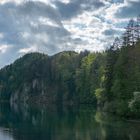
[0,0,138,68]
[0,1,71,67]
[55,1,81,19]
[103,29,118,36]
[108,0,124,4]
[115,1,140,18]
[55,0,105,19]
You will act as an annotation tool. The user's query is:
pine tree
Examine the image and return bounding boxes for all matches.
[135,15,140,40]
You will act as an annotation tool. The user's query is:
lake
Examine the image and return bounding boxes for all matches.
[0,103,139,140]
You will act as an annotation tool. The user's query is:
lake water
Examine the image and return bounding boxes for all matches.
[0,103,140,140]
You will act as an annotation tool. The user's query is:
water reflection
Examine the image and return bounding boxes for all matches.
[0,103,139,140]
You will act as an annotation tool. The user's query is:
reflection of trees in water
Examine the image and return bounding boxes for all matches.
[95,111,140,140]
[0,103,140,140]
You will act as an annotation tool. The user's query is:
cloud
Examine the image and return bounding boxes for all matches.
[102,28,124,36]
[0,1,71,67]
[55,0,105,19]
[115,0,140,18]
[0,44,12,53]
[103,29,117,36]
[19,46,37,53]
[0,0,139,68]
[0,0,52,5]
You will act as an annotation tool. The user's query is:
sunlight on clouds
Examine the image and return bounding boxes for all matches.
[57,0,70,4]
[21,32,30,39]
[0,0,23,4]
[62,11,115,52]
[0,0,129,55]
[19,46,37,54]
[0,0,67,6]
[104,2,130,23]
[38,17,60,27]
[0,33,4,39]
[0,44,11,53]
[0,0,51,4]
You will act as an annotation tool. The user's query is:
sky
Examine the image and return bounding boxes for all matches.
[0,0,140,68]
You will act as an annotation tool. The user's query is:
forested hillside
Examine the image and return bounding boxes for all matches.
[97,18,140,118]
[0,51,105,105]
[97,40,140,119]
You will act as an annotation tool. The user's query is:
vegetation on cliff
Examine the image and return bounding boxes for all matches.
[0,51,105,105]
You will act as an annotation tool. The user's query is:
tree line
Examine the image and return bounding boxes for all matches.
[96,16,140,118]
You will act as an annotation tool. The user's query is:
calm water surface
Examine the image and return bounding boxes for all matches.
[0,103,140,140]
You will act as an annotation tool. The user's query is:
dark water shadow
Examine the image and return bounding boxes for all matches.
[0,103,139,140]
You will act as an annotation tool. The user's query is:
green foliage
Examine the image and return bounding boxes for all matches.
[99,40,140,118]
[95,88,105,105]
[0,51,104,105]
[129,92,140,117]
[75,53,106,104]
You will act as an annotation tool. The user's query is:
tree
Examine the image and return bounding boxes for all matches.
[113,37,122,49]
[124,19,135,46]
[104,43,119,101]
[135,15,140,40]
